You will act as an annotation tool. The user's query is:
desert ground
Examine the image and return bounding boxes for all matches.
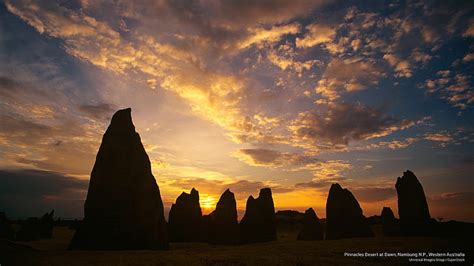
[1,225,471,266]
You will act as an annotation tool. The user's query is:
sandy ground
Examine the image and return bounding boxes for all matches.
[0,226,471,265]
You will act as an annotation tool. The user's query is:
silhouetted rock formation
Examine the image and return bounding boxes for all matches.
[366,215,381,225]
[69,108,168,250]
[381,207,400,236]
[16,218,39,241]
[297,208,323,241]
[275,210,305,239]
[0,212,14,239]
[276,210,304,218]
[395,170,432,236]
[240,188,277,243]
[437,220,474,239]
[38,210,54,238]
[206,189,239,245]
[16,210,54,241]
[168,188,202,242]
[326,184,374,239]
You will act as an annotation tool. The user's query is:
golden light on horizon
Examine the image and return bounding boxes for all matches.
[200,194,217,214]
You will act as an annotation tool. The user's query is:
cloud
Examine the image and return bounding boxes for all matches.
[462,53,474,63]
[288,102,414,149]
[0,169,87,196]
[410,48,432,64]
[429,192,474,204]
[428,192,474,221]
[234,147,351,182]
[0,76,47,100]
[383,53,413,78]
[5,0,255,137]
[423,71,473,109]
[238,23,300,49]
[0,76,58,119]
[315,58,384,101]
[424,133,452,142]
[78,103,115,121]
[305,160,352,181]
[462,19,474,37]
[0,112,100,175]
[267,44,322,73]
[0,113,55,144]
[362,137,419,150]
[233,148,318,168]
[0,169,87,217]
[208,0,329,28]
[0,63,108,176]
[296,23,336,48]
[351,187,396,203]
[295,180,333,189]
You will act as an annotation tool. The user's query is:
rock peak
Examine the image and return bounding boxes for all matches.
[240,188,277,243]
[326,183,373,239]
[395,170,431,236]
[69,108,168,250]
[109,108,134,132]
[168,188,202,242]
[329,183,343,192]
[206,189,238,244]
[259,187,272,197]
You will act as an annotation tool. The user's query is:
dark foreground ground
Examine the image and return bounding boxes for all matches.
[0,226,472,265]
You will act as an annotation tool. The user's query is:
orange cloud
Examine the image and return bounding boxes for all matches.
[424,133,452,142]
[233,148,317,169]
[315,58,384,101]
[296,23,336,48]
[383,53,413,78]
[238,23,300,49]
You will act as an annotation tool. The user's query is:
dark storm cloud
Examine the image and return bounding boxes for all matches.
[290,102,414,147]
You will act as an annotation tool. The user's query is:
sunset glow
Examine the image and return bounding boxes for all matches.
[200,195,217,214]
[0,0,473,223]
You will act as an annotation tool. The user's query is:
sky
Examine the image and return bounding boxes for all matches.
[0,0,473,222]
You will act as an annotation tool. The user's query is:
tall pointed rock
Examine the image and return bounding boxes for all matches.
[206,189,239,245]
[240,188,277,243]
[168,188,202,242]
[395,170,432,236]
[69,108,168,250]
[325,183,374,239]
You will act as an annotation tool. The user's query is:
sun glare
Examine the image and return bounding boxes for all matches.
[200,195,216,214]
